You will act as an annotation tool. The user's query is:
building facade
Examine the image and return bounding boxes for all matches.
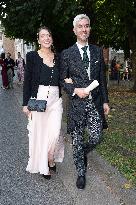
[14,39,35,61]
[0,22,15,59]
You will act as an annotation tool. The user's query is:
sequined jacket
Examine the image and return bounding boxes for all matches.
[60,43,109,133]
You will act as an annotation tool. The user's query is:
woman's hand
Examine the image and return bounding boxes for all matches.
[64,78,73,84]
[23,106,31,117]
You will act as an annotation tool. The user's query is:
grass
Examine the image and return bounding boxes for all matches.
[96,82,136,186]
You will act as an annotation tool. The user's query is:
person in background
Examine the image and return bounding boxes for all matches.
[115,60,121,83]
[60,14,110,189]
[0,53,9,89]
[5,52,15,89]
[23,26,64,179]
[110,56,116,80]
[16,52,25,84]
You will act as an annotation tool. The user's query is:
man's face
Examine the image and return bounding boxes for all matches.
[73,18,90,43]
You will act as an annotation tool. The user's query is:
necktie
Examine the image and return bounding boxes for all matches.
[81,46,89,69]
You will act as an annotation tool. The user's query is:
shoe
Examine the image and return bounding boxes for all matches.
[42,174,51,180]
[76,176,86,189]
[84,155,87,168]
[49,165,56,172]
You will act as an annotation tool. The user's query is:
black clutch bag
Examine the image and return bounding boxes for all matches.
[27,98,47,112]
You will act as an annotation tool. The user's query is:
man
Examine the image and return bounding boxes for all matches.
[5,52,15,89]
[60,14,110,189]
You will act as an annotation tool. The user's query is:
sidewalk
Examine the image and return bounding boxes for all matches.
[0,81,136,205]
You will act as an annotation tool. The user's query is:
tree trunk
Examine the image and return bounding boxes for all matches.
[129,33,136,91]
[131,49,136,91]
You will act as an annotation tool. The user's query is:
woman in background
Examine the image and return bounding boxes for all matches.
[0,53,9,89]
[16,52,25,84]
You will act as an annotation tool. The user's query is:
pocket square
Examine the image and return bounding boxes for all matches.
[95,60,99,64]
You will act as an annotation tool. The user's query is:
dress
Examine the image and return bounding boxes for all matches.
[16,57,25,82]
[26,59,64,175]
[0,58,8,88]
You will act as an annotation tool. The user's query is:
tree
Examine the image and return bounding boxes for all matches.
[0,0,136,90]
[0,0,79,50]
[92,0,136,90]
[0,0,96,48]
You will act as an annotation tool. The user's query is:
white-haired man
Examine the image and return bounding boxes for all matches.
[60,14,110,189]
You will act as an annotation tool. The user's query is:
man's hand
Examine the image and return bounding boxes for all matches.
[103,103,110,115]
[74,88,89,98]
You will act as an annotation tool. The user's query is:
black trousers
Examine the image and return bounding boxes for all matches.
[71,99,103,176]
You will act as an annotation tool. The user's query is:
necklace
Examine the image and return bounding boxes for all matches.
[38,50,55,66]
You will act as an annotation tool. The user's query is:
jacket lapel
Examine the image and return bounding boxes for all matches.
[70,44,89,79]
[71,44,82,62]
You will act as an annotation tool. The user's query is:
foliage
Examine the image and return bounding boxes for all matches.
[0,0,79,49]
[0,0,136,89]
[92,0,136,90]
[92,0,136,55]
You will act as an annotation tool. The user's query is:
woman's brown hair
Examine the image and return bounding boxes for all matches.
[37,26,56,54]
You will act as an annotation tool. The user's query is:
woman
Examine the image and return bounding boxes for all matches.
[16,52,25,84]
[23,26,64,179]
[0,53,9,89]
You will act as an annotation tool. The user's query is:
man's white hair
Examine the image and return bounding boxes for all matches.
[73,14,90,28]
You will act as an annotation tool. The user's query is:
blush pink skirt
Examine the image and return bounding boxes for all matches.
[26,85,64,175]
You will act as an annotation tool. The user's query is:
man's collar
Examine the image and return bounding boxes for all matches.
[76,42,89,50]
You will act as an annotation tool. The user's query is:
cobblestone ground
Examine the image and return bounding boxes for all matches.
[0,79,135,205]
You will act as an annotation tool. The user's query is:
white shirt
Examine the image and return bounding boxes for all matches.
[72,42,91,97]
[76,42,90,80]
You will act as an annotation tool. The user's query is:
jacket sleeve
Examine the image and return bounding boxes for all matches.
[60,50,75,96]
[99,48,109,103]
[22,52,32,106]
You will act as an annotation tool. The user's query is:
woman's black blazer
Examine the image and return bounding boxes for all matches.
[23,51,61,106]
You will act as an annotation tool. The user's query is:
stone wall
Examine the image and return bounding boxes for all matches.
[3,35,15,60]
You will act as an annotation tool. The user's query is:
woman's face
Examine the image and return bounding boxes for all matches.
[38,29,53,49]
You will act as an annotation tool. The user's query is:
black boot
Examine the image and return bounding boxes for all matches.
[42,174,51,179]
[76,176,86,189]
